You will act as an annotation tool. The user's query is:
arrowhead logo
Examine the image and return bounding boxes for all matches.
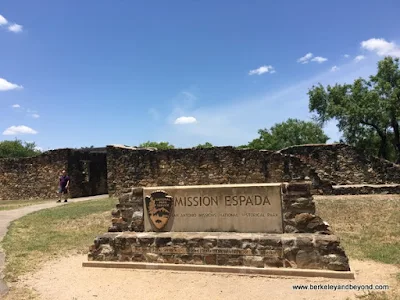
[145,190,173,231]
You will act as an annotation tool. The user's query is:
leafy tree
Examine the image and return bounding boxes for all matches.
[138,141,175,150]
[246,118,329,150]
[340,127,396,161]
[195,142,214,148]
[0,139,42,158]
[308,56,400,162]
[236,144,251,149]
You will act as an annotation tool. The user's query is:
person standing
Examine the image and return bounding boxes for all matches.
[57,170,70,203]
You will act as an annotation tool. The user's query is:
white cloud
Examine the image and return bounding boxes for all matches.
[331,66,339,72]
[0,78,23,91]
[174,116,197,125]
[11,105,40,117]
[344,54,350,58]
[3,125,38,135]
[248,65,275,75]
[354,55,366,62]
[361,38,400,58]
[8,23,23,33]
[298,53,327,64]
[311,56,328,63]
[297,53,313,64]
[156,56,381,147]
[0,15,23,33]
[167,90,198,124]
[0,14,7,26]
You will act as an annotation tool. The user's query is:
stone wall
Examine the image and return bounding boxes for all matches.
[68,150,108,198]
[0,149,69,200]
[0,149,108,200]
[5,143,398,201]
[280,144,400,185]
[109,183,331,235]
[331,184,400,195]
[106,146,331,198]
[90,182,350,271]
[89,232,349,271]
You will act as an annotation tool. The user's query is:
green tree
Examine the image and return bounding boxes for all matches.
[0,139,42,158]
[138,141,175,150]
[246,118,329,150]
[340,127,396,161]
[308,56,400,162]
[195,142,214,148]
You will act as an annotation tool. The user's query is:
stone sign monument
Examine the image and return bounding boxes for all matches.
[86,182,352,276]
[143,184,283,233]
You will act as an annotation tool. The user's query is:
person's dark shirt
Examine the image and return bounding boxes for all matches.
[59,175,70,188]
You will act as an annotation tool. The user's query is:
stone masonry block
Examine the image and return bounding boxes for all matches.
[284,182,311,196]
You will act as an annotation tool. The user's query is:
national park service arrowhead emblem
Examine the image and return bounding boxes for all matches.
[145,190,173,231]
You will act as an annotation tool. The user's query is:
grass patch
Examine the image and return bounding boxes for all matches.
[1,197,116,282]
[0,199,52,211]
[3,287,39,300]
[355,291,400,300]
[315,195,400,265]
[318,195,400,300]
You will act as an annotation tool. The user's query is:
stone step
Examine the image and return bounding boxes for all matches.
[331,184,400,195]
[83,261,355,279]
[88,232,350,271]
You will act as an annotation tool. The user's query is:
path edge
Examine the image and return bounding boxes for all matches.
[82,261,355,279]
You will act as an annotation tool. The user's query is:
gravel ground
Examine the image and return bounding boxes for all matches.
[17,255,400,300]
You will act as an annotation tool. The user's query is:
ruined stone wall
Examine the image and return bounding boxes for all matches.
[68,150,108,198]
[0,148,108,200]
[279,144,400,185]
[106,146,330,197]
[109,183,330,235]
[0,149,69,200]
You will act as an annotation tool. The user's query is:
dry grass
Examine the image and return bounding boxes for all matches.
[1,197,116,283]
[315,194,400,265]
[354,291,400,300]
[316,194,400,300]
[3,287,39,300]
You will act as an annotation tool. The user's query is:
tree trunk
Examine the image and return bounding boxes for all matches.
[366,124,388,160]
[360,120,389,160]
[390,116,400,163]
[378,134,388,160]
[392,121,400,164]
[395,144,400,164]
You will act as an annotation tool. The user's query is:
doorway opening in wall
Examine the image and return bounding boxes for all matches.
[81,160,91,183]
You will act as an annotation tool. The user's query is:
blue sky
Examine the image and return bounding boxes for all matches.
[1,0,400,151]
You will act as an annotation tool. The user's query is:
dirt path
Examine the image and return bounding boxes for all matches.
[19,255,399,300]
[0,195,108,296]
